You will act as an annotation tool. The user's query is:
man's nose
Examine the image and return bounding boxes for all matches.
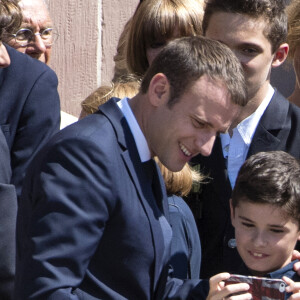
[31,34,47,53]
[195,132,216,157]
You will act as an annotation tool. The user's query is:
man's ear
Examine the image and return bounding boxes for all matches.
[272,43,289,68]
[148,73,170,107]
[230,198,236,227]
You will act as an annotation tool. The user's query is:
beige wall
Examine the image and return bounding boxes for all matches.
[48,0,138,117]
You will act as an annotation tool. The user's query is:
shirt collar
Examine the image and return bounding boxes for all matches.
[267,260,298,279]
[220,84,274,157]
[236,84,274,145]
[117,97,151,162]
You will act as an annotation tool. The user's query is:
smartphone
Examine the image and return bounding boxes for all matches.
[224,274,286,300]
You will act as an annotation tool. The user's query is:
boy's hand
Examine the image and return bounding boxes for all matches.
[207,272,251,300]
[283,276,300,299]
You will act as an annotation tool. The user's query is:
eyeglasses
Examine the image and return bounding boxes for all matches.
[11,28,59,47]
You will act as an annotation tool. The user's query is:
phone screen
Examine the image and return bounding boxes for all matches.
[224,274,286,300]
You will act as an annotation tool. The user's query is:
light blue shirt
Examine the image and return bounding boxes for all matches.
[221,85,274,188]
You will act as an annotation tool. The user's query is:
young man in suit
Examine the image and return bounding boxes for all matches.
[15,36,247,299]
[187,0,300,279]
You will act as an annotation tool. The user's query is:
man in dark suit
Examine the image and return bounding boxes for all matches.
[0,43,60,198]
[187,0,300,279]
[15,36,248,299]
[0,128,17,300]
[0,0,60,200]
[0,1,58,298]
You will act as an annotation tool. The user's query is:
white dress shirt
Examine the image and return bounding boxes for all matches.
[117,97,151,162]
[221,85,274,188]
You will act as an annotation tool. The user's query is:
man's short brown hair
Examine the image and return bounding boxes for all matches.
[141,35,247,108]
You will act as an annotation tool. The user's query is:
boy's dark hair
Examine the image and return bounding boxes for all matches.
[232,151,300,226]
[202,0,288,54]
[141,36,247,108]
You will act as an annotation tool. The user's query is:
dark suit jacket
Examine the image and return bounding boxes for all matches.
[0,128,18,299]
[187,90,300,279]
[0,44,60,198]
[15,98,208,299]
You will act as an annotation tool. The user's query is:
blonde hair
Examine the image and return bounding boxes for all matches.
[112,19,132,81]
[287,0,300,60]
[126,0,205,75]
[80,76,141,118]
[155,157,203,197]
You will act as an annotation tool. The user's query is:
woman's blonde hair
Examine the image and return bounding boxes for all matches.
[80,75,141,118]
[112,19,132,81]
[126,0,205,75]
[287,0,300,60]
[155,157,203,197]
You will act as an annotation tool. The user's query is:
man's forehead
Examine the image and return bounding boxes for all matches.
[207,12,268,34]
[19,0,52,24]
[19,0,49,15]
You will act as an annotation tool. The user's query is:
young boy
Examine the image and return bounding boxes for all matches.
[207,151,300,300]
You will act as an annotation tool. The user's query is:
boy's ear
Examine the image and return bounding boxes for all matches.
[230,198,235,227]
[148,73,170,107]
[272,43,289,68]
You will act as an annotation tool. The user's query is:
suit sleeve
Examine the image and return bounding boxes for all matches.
[10,68,60,199]
[0,129,17,300]
[15,137,115,299]
[164,277,209,300]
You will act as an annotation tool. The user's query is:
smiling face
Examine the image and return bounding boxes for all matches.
[145,74,241,172]
[7,0,52,64]
[231,200,300,276]
[205,12,285,106]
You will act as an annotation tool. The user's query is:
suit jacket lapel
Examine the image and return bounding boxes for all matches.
[247,90,288,157]
[99,98,167,290]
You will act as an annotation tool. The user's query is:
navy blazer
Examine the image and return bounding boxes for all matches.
[15,98,208,299]
[187,90,300,279]
[0,45,60,198]
[0,128,17,299]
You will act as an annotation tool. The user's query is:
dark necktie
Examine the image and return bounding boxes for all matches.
[142,159,163,211]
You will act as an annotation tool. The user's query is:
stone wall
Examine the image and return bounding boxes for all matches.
[48,0,138,117]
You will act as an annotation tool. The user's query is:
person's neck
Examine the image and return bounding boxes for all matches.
[288,82,300,107]
[235,82,270,125]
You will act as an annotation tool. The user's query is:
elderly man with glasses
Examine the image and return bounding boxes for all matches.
[4,0,57,65]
